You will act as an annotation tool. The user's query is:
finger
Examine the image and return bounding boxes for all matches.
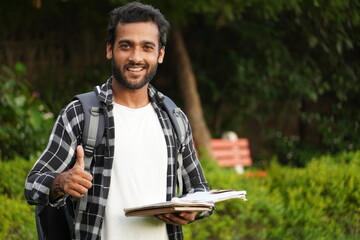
[67,172,93,189]
[69,175,93,189]
[155,214,182,226]
[70,168,93,182]
[67,188,87,198]
[61,171,92,197]
[78,177,93,189]
[164,213,188,225]
[74,145,85,169]
[178,212,198,222]
[65,182,91,197]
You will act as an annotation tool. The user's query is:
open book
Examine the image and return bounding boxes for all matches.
[124,189,246,217]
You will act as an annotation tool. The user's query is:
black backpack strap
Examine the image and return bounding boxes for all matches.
[162,95,188,196]
[75,91,105,156]
[73,91,105,212]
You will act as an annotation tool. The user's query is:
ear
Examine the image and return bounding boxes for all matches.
[157,47,165,64]
[106,43,113,59]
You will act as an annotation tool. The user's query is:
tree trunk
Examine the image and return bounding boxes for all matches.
[170,26,213,156]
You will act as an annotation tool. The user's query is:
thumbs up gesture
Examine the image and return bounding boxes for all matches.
[50,146,93,199]
[74,145,86,169]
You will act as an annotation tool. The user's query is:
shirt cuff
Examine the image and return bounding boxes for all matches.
[48,194,69,207]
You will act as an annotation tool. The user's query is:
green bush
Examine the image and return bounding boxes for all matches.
[0,195,37,240]
[267,151,360,239]
[0,157,37,239]
[0,157,34,198]
[0,63,54,161]
[2,151,360,239]
[184,151,360,240]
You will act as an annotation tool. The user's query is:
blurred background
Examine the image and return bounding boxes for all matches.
[0,0,359,239]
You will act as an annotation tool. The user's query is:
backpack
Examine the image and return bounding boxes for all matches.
[35,89,187,240]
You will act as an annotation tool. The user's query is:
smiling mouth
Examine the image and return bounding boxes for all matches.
[127,67,143,72]
[126,63,148,73]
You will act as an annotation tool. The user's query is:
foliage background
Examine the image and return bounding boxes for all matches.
[0,0,359,239]
[183,151,360,240]
[0,63,54,160]
[1,0,359,165]
[0,152,359,239]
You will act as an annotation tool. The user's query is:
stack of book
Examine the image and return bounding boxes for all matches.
[124,189,247,217]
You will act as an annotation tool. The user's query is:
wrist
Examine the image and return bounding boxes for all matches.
[50,173,65,200]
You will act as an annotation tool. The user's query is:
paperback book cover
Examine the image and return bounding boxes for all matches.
[124,189,246,217]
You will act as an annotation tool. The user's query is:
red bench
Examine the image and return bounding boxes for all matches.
[210,138,252,173]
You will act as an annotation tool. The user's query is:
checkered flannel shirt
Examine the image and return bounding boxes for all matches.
[25,78,211,240]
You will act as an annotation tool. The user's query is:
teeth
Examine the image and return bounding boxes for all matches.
[128,67,142,72]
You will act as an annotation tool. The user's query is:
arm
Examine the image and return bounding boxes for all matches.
[24,101,90,206]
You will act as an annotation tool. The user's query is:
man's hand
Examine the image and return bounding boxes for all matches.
[154,212,199,226]
[50,146,93,200]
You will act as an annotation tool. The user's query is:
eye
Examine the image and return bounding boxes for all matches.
[119,43,130,49]
[144,45,155,51]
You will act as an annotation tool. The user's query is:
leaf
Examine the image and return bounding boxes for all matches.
[14,95,26,107]
[28,109,43,131]
[14,62,26,76]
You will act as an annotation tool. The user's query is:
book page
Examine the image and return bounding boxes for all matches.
[172,190,247,203]
[124,189,247,217]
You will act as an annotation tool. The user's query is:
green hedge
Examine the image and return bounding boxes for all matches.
[1,152,360,239]
[0,158,37,240]
[0,195,36,240]
[184,151,360,240]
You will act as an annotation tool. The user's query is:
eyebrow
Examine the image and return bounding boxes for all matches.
[117,39,157,47]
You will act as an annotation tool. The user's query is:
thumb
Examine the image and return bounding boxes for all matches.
[74,145,85,169]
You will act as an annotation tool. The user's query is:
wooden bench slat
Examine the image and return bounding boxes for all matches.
[211,138,249,147]
[210,138,252,168]
[217,157,252,167]
[213,149,251,157]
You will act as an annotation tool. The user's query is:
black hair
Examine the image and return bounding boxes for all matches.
[106,2,170,48]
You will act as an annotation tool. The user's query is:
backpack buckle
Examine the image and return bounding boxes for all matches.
[84,145,94,157]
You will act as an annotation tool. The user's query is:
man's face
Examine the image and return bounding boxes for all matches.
[106,22,165,90]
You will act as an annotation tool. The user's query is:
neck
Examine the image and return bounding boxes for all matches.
[112,80,150,109]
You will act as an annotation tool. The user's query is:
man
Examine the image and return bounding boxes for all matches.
[25,2,212,240]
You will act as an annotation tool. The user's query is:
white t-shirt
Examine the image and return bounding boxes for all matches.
[101,103,168,240]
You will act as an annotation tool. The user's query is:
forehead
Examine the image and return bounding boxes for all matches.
[114,22,160,45]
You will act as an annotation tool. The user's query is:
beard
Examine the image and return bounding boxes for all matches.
[111,58,158,90]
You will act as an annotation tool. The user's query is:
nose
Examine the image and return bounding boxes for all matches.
[128,47,143,63]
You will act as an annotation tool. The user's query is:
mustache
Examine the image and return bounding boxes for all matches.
[124,62,149,68]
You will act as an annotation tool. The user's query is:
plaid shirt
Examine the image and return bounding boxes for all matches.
[25,78,211,240]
